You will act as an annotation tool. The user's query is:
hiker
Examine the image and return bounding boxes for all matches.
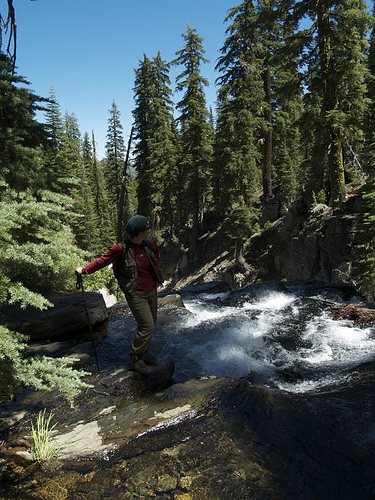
[75,214,163,375]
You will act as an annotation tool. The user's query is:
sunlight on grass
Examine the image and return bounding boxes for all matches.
[31,409,62,463]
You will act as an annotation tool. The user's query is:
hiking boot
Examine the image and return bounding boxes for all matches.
[141,351,159,366]
[127,354,153,375]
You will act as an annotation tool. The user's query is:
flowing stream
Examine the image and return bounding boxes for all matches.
[99,282,375,393]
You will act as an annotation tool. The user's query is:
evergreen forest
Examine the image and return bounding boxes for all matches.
[1,0,375,403]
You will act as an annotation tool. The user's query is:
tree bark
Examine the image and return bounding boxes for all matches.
[117,127,133,242]
[235,239,249,274]
[262,62,273,202]
[317,0,346,208]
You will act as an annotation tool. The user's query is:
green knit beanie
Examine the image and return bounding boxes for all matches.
[125,215,147,237]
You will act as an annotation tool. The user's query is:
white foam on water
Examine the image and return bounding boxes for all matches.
[242,292,296,311]
[275,372,353,393]
[297,312,375,367]
[199,291,231,301]
[159,291,375,392]
[183,300,238,327]
[183,292,296,329]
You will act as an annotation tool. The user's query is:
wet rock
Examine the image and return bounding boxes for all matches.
[2,375,375,499]
[24,341,93,369]
[179,475,193,490]
[7,439,31,449]
[332,302,375,326]
[174,494,192,500]
[158,294,185,308]
[180,281,230,295]
[280,368,304,384]
[140,359,175,391]
[1,292,108,341]
[54,420,110,459]
[14,451,33,462]
[0,411,26,432]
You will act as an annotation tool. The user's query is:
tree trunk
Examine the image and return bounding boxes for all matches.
[262,62,273,202]
[328,131,346,208]
[117,127,133,242]
[191,164,200,261]
[235,239,249,274]
[317,0,346,208]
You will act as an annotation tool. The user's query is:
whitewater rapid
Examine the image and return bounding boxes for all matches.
[151,288,375,393]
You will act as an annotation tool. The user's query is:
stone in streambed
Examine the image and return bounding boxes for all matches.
[127,358,175,391]
[140,358,175,391]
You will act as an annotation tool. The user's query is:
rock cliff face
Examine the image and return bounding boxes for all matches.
[159,183,363,290]
[247,183,363,287]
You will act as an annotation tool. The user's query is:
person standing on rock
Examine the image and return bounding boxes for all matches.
[75,215,163,375]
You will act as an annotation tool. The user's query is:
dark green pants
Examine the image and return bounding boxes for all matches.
[125,287,157,355]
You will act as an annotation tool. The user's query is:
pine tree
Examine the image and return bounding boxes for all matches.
[117,127,134,241]
[45,86,63,152]
[91,131,113,251]
[173,26,213,256]
[214,0,265,271]
[105,100,125,216]
[354,8,375,299]
[363,4,375,175]
[54,112,82,180]
[76,131,99,251]
[132,53,177,234]
[133,54,154,216]
[0,53,47,191]
[257,0,303,209]
[0,55,90,404]
[290,0,371,207]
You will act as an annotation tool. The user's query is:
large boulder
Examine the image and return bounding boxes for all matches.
[1,292,108,341]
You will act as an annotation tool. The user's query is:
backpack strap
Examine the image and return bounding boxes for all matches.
[120,239,131,269]
[120,239,150,268]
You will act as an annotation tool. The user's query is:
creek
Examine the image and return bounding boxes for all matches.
[98,281,374,393]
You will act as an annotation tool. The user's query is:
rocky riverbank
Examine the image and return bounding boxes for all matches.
[1,363,375,499]
[1,290,375,499]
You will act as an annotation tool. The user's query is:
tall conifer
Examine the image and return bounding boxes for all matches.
[91,131,113,251]
[173,26,213,255]
[132,53,177,233]
[0,54,47,191]
[290,0,371,207]
[105,100,125,213]
[214,0,265,270]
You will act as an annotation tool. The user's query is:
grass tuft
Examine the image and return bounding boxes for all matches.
[31,409,61,463]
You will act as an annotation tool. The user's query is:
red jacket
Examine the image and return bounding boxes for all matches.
[82,240,160,291]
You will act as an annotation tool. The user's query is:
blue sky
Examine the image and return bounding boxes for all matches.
[15,0,233,158]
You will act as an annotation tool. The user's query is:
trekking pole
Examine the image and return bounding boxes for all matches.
[76,273,100,372]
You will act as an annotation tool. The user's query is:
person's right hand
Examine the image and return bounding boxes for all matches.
[75,267,83,275]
